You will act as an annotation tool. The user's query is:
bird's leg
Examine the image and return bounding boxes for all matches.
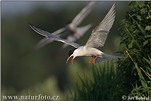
[89,55,102,63]
[89,55,95,63]
[71,56,74,64]
[93,55,102,63]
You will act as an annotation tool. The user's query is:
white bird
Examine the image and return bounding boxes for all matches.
[30,1,97,50]
[30,3,121,64]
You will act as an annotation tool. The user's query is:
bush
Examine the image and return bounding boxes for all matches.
[119,1,151,97]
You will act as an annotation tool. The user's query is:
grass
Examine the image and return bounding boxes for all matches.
[69,61,125,101]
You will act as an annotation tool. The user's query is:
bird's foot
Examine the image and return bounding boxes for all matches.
[89,56,101,63]
[89,58,95,63]
[89,55,95,63]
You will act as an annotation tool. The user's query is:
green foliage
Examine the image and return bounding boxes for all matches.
[119,1,151,98]
[69,62,125,101]
[120,1,151,58]
[2,77,64,101]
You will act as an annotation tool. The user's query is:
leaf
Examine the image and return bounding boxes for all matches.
[140,8,147,14]
[145,26,151,31]
[143,57,151,72]
[143,40,148,46]
[145,35,151,38]
[129,14,145,33]
[136,66,148,88]
[128,40,134,48]
[137,15,142,21]
[126,51,148,88]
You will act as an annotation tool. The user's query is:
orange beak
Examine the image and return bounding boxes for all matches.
[66,55,74,64]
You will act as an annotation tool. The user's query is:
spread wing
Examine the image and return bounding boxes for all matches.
[85,3,116,48]
[29,24,80,48]
[72,1,97,26]
[52,37,80,48]
[29,23,52,37]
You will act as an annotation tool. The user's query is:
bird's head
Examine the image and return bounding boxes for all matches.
[66,48,77,64]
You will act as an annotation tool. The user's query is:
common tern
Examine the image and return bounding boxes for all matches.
[31,1,97,50]
[30,4,121,64]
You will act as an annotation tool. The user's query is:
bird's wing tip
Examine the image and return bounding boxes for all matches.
[113,3,116,6]
[28,23,33,26]
[28,23,36,29]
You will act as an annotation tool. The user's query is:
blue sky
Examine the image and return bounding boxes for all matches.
[2,1,124,17]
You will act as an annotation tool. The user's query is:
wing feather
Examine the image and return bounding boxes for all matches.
[52,37,80,48]
[85,3,116,48]
[29,24,51,37]
[29,24,80,48]
[72,1,97,26]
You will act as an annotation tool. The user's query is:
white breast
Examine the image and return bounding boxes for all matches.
[73,46,103,57]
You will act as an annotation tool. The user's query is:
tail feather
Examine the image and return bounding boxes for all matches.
[95,54,122,63]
